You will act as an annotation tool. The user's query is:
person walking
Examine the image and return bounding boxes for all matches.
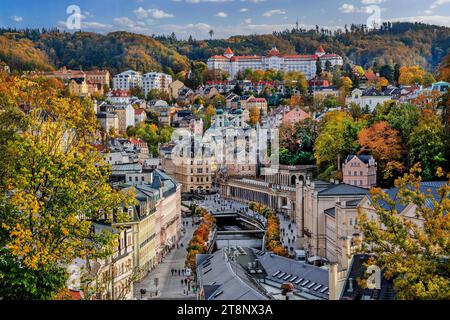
[181,279,184,287]
[178,269,181,276]
[184,279,188,286]
[171,268,174,276]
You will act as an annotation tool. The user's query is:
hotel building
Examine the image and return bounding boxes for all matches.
[208,46,343,80]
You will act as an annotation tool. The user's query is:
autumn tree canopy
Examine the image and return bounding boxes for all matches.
[358,121,404,183]
[0,73,133,299]
[358,166,450,299]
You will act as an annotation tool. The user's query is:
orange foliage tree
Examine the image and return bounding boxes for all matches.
[358,121,404,181]
[185,207,216,272]
[250,202,288,257]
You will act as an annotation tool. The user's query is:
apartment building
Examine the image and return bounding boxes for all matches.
[141,72,173,97]
[113,70,142,91]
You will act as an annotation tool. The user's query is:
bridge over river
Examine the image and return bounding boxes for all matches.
[196,194,267,251]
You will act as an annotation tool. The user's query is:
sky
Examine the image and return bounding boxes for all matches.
[1,0,449,39]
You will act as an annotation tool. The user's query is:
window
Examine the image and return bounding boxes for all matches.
[349,218,353,226]
[360,171,363,176]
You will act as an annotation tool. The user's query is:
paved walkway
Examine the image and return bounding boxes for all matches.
[278,213,299,254]
[134,217,198,300]
[197,194,267,226]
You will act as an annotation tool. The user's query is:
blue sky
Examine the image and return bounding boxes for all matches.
[1,0,449,39]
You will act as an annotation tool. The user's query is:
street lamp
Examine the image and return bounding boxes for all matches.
[154,278,159,296]
[140,288,147,300]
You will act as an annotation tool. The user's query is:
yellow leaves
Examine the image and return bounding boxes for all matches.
[0,73,135,276]
[399,65,435,86]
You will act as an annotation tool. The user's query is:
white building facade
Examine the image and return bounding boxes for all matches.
[208,46,343,80]
[141,72,173,97]
[113,70,142,91]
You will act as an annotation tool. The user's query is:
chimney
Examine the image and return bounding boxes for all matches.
[328,263,339,300]
[348,278,354,293]
[342,237,352,271]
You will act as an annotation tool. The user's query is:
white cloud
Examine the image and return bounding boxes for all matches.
[241,0,267,3]
[244,18,252,24]
[184,0,233,3]
[361,0,386,4]
[339,4,357,13]
[389,15,450,27]
[240,8,249,12]
[133,7,175,19]
[430,0,450,9]
[11,15,23,22]
[215,12,228,18]
[339,3,385,14]
[56,20,113,31]
[263,9,286,17]
[83,11,95,18]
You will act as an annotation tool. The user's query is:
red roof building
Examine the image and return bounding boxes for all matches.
[224,47,234,55]
[317,45,326,53]
[207,44,343,80]
[267,47,281,57]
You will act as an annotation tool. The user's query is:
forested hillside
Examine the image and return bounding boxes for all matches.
[0,29,190,75]
[0,22,449,75]
[157,22,450,72]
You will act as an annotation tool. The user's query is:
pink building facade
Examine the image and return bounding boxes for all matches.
[342,155,377,189]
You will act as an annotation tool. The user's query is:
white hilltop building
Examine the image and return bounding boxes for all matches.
[207,46,343,80]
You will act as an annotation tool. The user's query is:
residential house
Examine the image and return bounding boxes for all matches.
[68,77,89,97]
[134,108,147,125]
[346,88,397,112]
[282,107,311,126]
[342,155,377,189]
[169,80,185,100]
[246,97,268,116]
[97,112,119,134]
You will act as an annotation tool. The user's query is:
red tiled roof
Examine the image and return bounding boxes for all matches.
[230,56,262,61]
[267,47,281,57]
[317,45,325,53]
[224,47,234,55]
[283,54,317,60]
[321,54,340,58]
[111,89,130,97]
[364,72,378,80]
[248,98,267,103]
[130,138,144,144]
[210,55,228,60]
